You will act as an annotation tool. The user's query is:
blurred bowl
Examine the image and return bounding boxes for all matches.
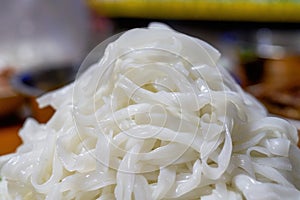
[237,29,300,88]
[11,64,78,122]
[11,64,77,96]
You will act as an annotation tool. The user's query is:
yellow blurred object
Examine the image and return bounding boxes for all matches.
[87,0,300,22]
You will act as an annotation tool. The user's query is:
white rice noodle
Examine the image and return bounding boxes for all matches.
[0,23,299,199]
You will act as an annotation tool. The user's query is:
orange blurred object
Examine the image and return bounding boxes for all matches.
[0,93,24,117]
[0,67,24,117]
[0,125,22,155]
[30,97,55,123]
[263,55,300,90]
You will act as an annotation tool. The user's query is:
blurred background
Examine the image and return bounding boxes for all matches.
[1,0,300,154]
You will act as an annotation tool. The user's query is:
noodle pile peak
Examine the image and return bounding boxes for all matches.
[1,23,300,200]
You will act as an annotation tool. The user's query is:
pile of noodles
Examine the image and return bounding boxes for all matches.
[1,23,300,200]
